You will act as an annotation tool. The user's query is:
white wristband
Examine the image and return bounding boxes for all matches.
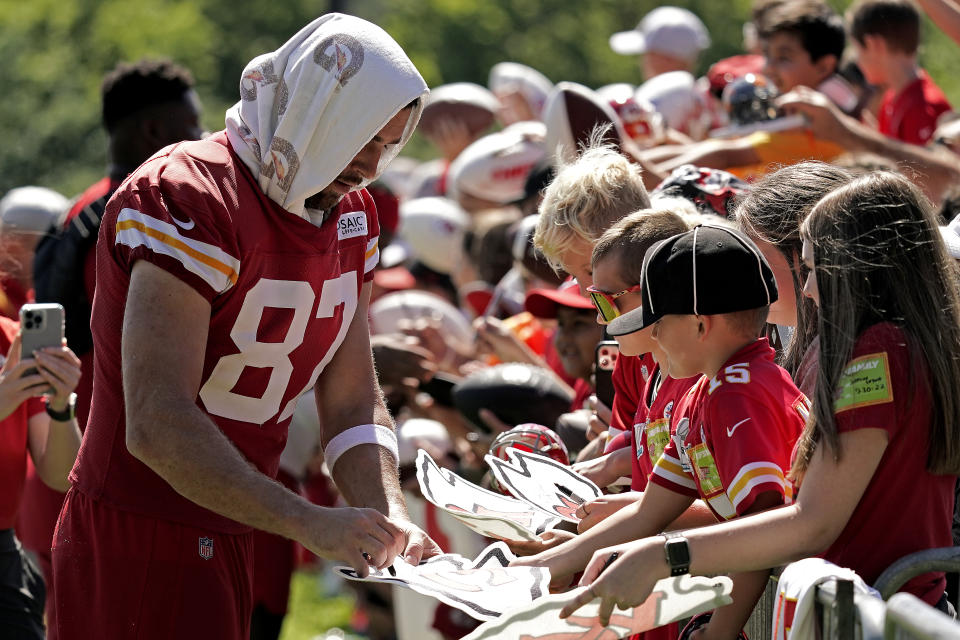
[323,424,399,471]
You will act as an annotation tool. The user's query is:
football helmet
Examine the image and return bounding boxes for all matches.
[490,423,569,466]
[489,423,570,495]
[652,164,750,217]
[721,73,780,126]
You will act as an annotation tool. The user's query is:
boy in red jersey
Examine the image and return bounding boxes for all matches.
[849,0,952,144]
[515,224,808,640]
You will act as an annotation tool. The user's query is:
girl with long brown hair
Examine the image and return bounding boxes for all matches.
[556,171,960,625]
[733,161,853,389]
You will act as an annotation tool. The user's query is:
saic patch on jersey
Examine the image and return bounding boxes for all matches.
[337,211,368,240]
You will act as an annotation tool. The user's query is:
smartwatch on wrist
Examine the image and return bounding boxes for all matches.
[662,531,691,576]
[46,393,76,422]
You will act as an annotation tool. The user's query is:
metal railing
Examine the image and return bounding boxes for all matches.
[884,593,960,640]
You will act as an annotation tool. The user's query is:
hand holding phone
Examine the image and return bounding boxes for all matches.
[20,303,65,382]
[18,303,82,407]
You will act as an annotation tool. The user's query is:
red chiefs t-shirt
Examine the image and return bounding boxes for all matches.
[877,70,952,145]
[815,323,953,605]
[71,131,381,534]
[0,316,46,528]
[651,338,807,520]
[630,365,700,491]
[610,352,654,432]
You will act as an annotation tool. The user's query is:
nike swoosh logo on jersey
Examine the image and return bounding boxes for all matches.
[170,215,196,231]
[726,418,751,437]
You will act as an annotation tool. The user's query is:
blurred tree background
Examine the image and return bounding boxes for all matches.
[1,0,957,199]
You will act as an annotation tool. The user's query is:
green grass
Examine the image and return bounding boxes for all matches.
[279,570,358,640]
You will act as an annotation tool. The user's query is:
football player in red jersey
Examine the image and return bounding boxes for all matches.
[51,15,440,639]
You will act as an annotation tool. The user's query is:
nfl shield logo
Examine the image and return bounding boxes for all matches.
[199,536,214,560]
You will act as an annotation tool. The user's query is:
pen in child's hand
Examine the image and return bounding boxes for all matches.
[598,551,619,576]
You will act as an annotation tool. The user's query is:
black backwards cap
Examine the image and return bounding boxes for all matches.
[607,224,778,336]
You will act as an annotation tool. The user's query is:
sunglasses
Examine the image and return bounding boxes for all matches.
[586,284,642,322]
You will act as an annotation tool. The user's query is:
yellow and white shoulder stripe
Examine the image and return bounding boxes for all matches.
[727,461,792,511]
[116,208,240,294]
[653,453,697,491]
[364,236,379,274]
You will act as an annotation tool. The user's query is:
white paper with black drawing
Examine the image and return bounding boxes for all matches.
[416,449,560,542]
[485,447,602,523]
[463,574,734,640]
[336,541,551,621]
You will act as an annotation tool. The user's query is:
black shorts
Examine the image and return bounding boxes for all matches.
[0,528,46,639]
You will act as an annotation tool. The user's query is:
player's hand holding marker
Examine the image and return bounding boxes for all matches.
[296,506,408,578]
[393,518,444,566]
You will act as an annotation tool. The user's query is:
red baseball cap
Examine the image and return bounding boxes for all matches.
[524,281,594,319]
[373,266,416,292]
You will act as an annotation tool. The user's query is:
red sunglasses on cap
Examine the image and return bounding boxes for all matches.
[586,283,642,322]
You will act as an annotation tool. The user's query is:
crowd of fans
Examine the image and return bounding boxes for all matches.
[3,0,960,639]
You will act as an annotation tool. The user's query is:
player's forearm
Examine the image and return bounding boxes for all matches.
[127,398,315,540]
[331,444,408,520]
[320,387,409,520]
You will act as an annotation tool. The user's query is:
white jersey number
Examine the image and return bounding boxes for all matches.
[199,273,358,424]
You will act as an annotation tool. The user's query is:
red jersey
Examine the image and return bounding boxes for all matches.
[0,317,46,528]
[878,70,952,145]
[610,352,654,432]
[651,339,807,520]
[71,131,380,534]
[816,323,953,605]
[630,365,700,491]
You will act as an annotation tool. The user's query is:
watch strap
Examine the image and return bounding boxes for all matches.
[45,393,76,422]
[663,531,691,577]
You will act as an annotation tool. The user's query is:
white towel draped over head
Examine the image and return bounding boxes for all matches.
[225,13,428,218]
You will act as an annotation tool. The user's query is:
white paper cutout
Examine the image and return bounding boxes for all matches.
[416,449,560,542]
[485,447,602,523]
[463,574,734,640]
[336,541,551,621]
